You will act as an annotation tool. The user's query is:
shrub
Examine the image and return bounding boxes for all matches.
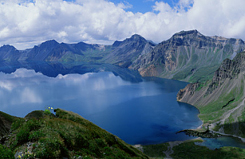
[44,109,51,115]
[28,130,45,141]
[0,144,14,159]
[34,138,68,158]
[16,128,30,144]
[11,118,25,131]
[74,133,89,149]
[25,119,41,131]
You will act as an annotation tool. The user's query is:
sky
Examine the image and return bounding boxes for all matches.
[0,0,245,49]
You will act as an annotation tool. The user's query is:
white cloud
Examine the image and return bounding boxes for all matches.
[0,0,244,49]
[20,87,42,104]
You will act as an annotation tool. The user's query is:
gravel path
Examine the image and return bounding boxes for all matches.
[163,141,184,159]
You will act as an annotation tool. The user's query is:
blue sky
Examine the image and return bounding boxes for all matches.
[63,0,180,13]
[109,0,179,13]
[0,0,244,49]
[62,0,179,13]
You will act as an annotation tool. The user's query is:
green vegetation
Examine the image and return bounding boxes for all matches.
[195,81,210,92]
[142,143,169,158]
[172,68,194,80]
[172,63,219,83]
[198,84,244,123]
[0,144,14,159]
[59,52,84,62]
[56,46,112,63]
[2,109,245,159]
[190,54,198,64]
[171,141,245,159]
[189,64,220,83]
[177,129,220,138]
[4,109,148,159]
[0,111,19,123]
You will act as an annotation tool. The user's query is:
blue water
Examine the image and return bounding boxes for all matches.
[195,137,245,150]
[0,62,244,148]
[0,63,203,145]
[0,62,245,148]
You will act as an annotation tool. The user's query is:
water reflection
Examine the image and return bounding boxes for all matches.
[0,63,203,145]
[0,68,159,117]
[195,137,245,150]
[0,61,143,83]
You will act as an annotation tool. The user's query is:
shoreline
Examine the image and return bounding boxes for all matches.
[177,100,245,143]
[191,118,245,143]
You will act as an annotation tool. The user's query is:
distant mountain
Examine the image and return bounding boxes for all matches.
[130,30,245,82]
[0,61,143,83]
[102,34,155,67]
[0,30,244,82]
[2,40,112,62]
[177,52,245,137]
[0,45,21,61]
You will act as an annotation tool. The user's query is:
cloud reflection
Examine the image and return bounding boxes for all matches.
[0,68,162,117]
[20,88,42,104]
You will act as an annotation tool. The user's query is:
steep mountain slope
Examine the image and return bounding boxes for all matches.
[0,109,148,158]
[177,52,245,137]
[102,34,155,67]
[0,30,244,83]
[6,40,112,62]
[23,40,112,62]
[130,30,245,82]
[23,40,59,61]
[0,45,21,61]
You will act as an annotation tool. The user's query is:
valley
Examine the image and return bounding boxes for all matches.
[177,51,245,139]
[1,30,244,83]
[0,30,245,158]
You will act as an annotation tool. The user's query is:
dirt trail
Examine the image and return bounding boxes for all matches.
[163,141,184,159]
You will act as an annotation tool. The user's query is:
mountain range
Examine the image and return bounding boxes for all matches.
[1,30,245,157]
[1,30,244,83]
[177,51,245,138]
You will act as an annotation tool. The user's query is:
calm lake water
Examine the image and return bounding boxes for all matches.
[0,62,202,145]
[1,62,245,148]
[3,62,245,149]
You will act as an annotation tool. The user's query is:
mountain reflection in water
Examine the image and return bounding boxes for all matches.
[0,61,202,145]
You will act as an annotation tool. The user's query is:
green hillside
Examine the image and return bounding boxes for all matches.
[0,109,148,159]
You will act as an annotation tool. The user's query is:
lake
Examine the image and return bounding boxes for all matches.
[0,61,203,145]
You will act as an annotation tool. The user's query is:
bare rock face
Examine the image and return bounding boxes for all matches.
[177,83,200,102]
[206,53,245,95]
[177,52,245,137]
[0,30,244,83]
[177,52,245,102]
[103,34,155,67]
[130,30,245,82]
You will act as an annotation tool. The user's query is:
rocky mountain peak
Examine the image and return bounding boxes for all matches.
[172,30,204,38]
[39,40,59,48]
[160,29,208,48]
[112,34,147,47]
[130,34,145,40]
[0,45,16,51]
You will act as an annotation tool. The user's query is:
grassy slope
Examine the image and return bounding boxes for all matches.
[142,143,168,158]
[142,139,245,159]
[178,53,245,137]
[1,109,245,158]
[172,46,225,83]
[59,46,113,63]
[3,109,148,159]
[171,141,245,159]
[0,111,19,124]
